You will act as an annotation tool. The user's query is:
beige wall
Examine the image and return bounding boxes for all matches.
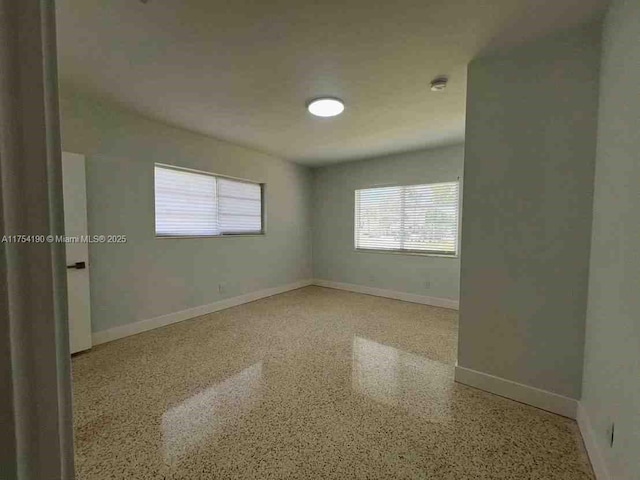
[59,88,312,333]
[581,0,640,477]
[459,22,601,399]
[312,144,464,302]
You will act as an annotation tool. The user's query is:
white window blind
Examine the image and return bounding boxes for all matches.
[355,181,459,255]
[154,165,263,237]
[218,177,262,234]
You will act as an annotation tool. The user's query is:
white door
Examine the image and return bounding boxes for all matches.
[62,151,92,353]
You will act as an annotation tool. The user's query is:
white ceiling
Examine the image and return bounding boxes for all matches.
[55,0,608,166]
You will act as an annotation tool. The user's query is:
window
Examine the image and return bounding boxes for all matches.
[354,181,459,255]
[154,164,263,237]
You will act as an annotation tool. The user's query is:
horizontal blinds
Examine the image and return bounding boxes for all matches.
[355,182,459,254]
[155,166,219,236]
[218,177,262,234]
[154,165,263,237]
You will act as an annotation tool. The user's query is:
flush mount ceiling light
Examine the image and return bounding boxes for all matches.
[306,97,345,117]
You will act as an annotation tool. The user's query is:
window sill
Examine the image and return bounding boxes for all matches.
[156,233,265,239]
[354,248,458,258]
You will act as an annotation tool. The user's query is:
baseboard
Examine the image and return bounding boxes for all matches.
[312,279,459,310]
[92,279,314,345]
[577,403,611,480]
[454,366,578,419]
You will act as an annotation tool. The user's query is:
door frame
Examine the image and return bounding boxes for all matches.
[0,0,75,478]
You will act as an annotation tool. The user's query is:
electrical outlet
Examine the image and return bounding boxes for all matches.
[609,423,616,448]
[607,422,615,447]
[424,280,431,289]
[218,283,226,294]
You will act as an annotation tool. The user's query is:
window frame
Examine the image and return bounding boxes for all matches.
[154,163,266,239]
[353,180,460,258]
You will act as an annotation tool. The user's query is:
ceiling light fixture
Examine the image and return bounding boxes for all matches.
[306,97,345,117]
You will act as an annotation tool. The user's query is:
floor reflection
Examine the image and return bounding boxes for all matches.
[161,362,263,464]
[352,336,453,422]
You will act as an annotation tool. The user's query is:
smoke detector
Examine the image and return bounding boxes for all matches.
[430,76,449,92]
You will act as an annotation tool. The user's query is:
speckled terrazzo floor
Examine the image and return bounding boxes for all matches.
[72,286,594,479]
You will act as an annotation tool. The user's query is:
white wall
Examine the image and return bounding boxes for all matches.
[59,88,312,334]
[581,0,640,477]
[459,22,601,399]
[312,144,464,302]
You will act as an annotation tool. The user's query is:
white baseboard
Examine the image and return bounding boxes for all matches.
[92,279,313,345]
[91,278,456,346]
[312,279,459,310]
[577,403,611,480]
[454,366,578,419]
